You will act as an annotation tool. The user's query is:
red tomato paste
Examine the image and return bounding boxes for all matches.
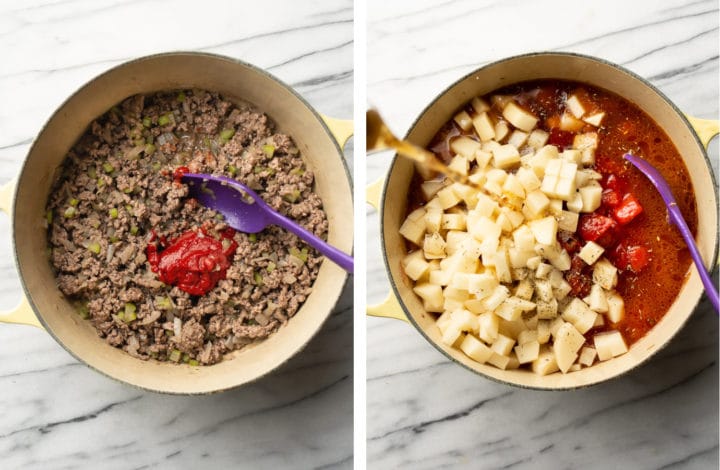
[146,228,238,296]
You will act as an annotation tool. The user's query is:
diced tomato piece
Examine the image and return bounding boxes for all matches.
[579,214,618,247]
[602,189,621,207]
[612,243,650,272]
[547,128,575,149]
[613,193,643,225]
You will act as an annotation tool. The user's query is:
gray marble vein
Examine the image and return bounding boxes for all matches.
[367,0,718,469]
[0,1,353,469]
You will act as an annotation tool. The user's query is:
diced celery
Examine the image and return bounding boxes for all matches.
[219,129,235,143]
[123,187,133,194]
[289,168,305,176]
[182,353,190,363]
[103,162,115,174]
[77,304,89,319]
[134,138,146,146]
[262,144,275,158]
[88,167,97,179]
[177,92,186,102]
[130,226,139,235]
[248,233,257,242]
[188,359,199,366]
[152,162,162,172]
[142,117,151,128]
[145,143,156,155]
[87,242,101,254]
[109,208,118,219]
[109,235,119,244]
[158,114,171,126]
[125,204,133,211]
[227,164,237,176]
[46,209,53,225]
[63,207,77,218]
[267,262,276,273]
[169,349,181,362]
[97,178,105,189]
[254,272,263,285]
[155,296,173,310]
[123,303,137,322]
[69,198,79,207]
[283,189,301,203]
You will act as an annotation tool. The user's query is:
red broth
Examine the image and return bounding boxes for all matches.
[416,80,697,345]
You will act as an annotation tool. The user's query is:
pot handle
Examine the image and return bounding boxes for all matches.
[0,179,43,328]
[366,178,408,322]
[320,115,354,148]
[686,115,719,149]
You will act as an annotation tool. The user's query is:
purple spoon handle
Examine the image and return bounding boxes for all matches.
[265,209,354,273]
[624,154,718,312]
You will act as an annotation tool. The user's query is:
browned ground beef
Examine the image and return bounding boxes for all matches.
[46,90,328,365]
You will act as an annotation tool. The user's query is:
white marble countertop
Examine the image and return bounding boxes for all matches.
[0,1,353,469]
[367,0,718,468]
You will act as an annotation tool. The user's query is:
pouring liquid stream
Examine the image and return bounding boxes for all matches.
[366,109,518,209]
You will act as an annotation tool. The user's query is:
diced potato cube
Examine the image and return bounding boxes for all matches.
[561,149,582,164]
[441,213,466,231]
[457,237,482,260]
[468,216,501,244]
[453,111,473,131]
[501,207,525,229]
[444,286,469,302]
[399,208,427,245]
[559,112,585,132]
[549,317,566,338]
[536,298,558,319]
[566,94,587,118]
[424,208,443,233]
[474,150,493,170]
[502,102,538,132]
[423,232,447,259]
[445,230,469,255]
[548,268,565,288]
[502,174,525,199]
[561,298,597,334]
[524,190,550,219]
[447,154,469,176]
[529,145,559,178]
[450,272,471,290]
[421,180,446,201]
[594,330,628,361]
[515,340,540,364]
[477,312,500,343]
[491,334,516,356]
[450,137,482,160]
[574,132,599,165]
[578,347,597,366]
[535,279,554,302]
[450,309,479,332]
[488,352,511,370]
[473,112,496,142]
[517,329,538,345]
[441,324,463,346]
[583,112,605,127]
[429,269,452,286]
[557,210,579,232]
[529,216,558,246]
[459,335,493,363]
[512,225,536,252]
[437,186,462,209]
[593,258,618,290]
[567,192,584,213]
[606,291,625,323]
[472,193,498,218]
[532,346,559,375]
[536,262,553,279]
[515,278,534,300]
[493,248,512,284]
[413,283,444,312]
[548,199,563,216]
[575,168,600,188]
[537,320,551,344]
[593,312,605,327]
[436,310,453,332]
[553,279,572,300]
[507,130,529,149]
[527,129,550,149]
[403,251,430,281]
[471,96,490,113]
[495,299,522,321]
[482,285,510,311]
[468,272,498,299]
[494,120,510,142]
[492,144,521,169]
[506,352,521,370]
[516,167,541,193]
[578,241,604,265]
[524,313,538,330]
[579,183,602,213]
[553,322,586,373]
[509,247,535,269]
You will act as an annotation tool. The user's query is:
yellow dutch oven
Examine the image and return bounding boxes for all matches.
[367,52,718,390]
[0,52,354,394]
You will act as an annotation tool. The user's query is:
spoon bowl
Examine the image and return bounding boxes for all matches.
[182,172,354,272]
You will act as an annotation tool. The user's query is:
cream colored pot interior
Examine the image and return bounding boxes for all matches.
[15,53,353,394]
[382,53,717,389]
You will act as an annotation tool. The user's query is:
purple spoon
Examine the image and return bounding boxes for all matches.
[623,154,718,312]
[181,172,353,273]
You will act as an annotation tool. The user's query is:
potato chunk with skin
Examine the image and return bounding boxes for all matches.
[503,101,538,132]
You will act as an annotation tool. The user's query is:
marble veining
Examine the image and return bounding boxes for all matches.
[0,1,353,469]
[367,0,718,468]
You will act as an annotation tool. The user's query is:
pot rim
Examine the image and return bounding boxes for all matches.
[12,51,352,395]
[379,50,718,390]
